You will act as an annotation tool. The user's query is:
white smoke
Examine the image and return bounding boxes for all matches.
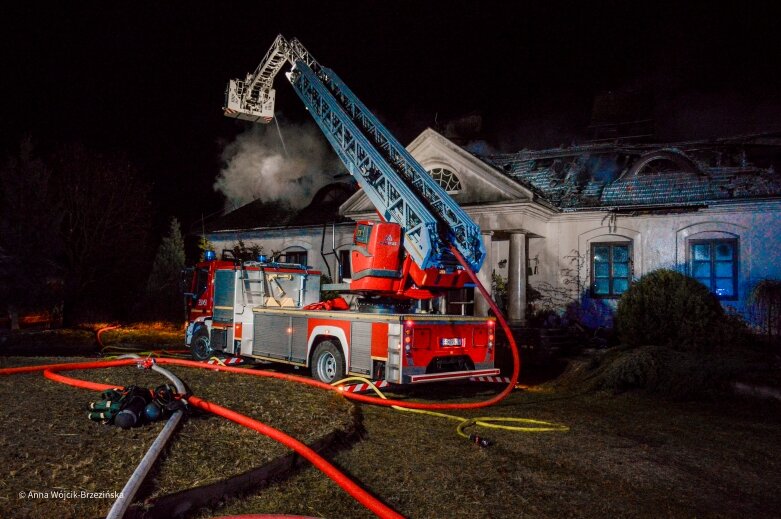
[215,121,338,210]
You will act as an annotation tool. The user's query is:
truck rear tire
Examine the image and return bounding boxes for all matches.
[191,327,213,361]
[311,340,345,384]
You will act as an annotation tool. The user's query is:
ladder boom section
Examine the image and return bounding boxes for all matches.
[224,35,486,272]
[287,62,438,269]
[319,68,485,272]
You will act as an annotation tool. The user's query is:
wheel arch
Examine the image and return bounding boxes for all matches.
[186,318,212,346]
[307,326,349,368]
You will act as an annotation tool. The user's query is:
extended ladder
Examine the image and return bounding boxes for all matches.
[224,35,485,272]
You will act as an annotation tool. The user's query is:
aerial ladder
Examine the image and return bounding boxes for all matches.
[224,35,485,295]
[184,35,502,384]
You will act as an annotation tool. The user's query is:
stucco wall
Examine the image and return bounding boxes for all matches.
[532,201,781,325]
[205,224,356,281]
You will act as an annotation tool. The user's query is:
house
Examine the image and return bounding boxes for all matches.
[201,182,358,284]
[204,128,781,329]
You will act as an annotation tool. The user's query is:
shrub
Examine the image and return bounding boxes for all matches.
[749,279,781,345]
[582,345,755,399]
[616,269,728,352]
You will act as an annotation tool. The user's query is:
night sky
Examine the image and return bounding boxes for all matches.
[2,1,780,233]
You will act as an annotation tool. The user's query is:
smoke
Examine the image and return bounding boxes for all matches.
[464,140,499,156]
[214,120,339,210]
[587,155,621,183]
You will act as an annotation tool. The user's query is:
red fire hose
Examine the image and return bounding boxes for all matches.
[96,324,121,348]
[37,361,403,519]
[0,248,521,518]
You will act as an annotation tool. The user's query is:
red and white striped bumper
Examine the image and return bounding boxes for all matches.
[206,356,245,365]
[468,375,512,384]
[408,368,500,384]
[337,380,390,393]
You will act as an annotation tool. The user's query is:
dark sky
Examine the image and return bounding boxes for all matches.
[2,1,780,231]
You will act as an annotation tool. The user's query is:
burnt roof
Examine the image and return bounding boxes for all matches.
[202,182,356,233]
[478,133,781,210]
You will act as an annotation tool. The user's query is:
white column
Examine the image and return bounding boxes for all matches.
[474,231,494,317]
[507,232,527,325]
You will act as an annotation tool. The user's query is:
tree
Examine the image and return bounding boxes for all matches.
[146,217,186,322]
[51,144,152,322]
[0,138,64,327]
[229,239,262,261]
[197,235,215,261]
[0,140,153,324]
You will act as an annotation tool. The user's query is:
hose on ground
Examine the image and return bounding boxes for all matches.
[0,245,530,517]
[333,376,568,444]
[96,324,121,349]
[13,358,404,519]
[69,353,188,519]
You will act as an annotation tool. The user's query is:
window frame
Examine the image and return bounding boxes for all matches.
[688,238,738,300]
[428,167,462,193]
[590,241,633,299]
[283,249,308,267]
[337,249,352,282]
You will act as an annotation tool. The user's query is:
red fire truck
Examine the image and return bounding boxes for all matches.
[183,36,499,385]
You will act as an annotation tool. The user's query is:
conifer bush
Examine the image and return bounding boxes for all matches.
[616,269,725,352]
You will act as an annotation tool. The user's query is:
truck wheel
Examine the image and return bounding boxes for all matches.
[311,340,345,384]
[191,327,213,361]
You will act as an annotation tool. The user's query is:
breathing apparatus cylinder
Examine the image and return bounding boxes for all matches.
[143,401,164,422]
[114,388,152,429]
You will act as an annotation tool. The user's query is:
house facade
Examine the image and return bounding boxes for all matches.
[205,128,781,329]
[202,183,358,284]
[342,129,781,327]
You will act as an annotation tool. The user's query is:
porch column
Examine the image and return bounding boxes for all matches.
[507,231,527,325]
[474,231,494,317]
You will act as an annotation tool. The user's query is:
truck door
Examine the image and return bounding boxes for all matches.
[211,269,236,352]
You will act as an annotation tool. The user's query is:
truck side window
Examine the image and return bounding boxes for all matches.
[195,269,209,298]
[354,224,372,245]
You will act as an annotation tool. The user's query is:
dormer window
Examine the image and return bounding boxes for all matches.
[428,167,462,193]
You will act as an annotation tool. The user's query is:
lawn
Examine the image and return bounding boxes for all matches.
[0,355,355,519]
[205,383,781,518]
[1,326,780,518]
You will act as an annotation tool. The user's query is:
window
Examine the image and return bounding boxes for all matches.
[338,249,352,282]
[283,250,308,266]
[428,167,462,192]
[591,242,631,298]
[689,239,737,299]
[194,268,209,298]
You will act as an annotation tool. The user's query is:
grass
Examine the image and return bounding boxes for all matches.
[0,356,355,519]
[2,326,781,518]
[0,322,183,357]
[199,382,781,519]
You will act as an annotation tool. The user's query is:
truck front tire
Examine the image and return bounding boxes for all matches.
[191,327,213,361]
[311,340,345,384]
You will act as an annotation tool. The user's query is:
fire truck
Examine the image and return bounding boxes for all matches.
[183,35,499,385]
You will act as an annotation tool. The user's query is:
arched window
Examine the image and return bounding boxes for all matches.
[428,167,462,193]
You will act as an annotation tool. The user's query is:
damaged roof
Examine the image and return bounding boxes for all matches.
[201,182,356,233]
[477,133,781,210]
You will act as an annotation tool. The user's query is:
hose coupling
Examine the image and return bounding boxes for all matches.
[469,433,493,448]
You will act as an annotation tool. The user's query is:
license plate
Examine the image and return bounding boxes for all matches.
[440,337,462,347]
